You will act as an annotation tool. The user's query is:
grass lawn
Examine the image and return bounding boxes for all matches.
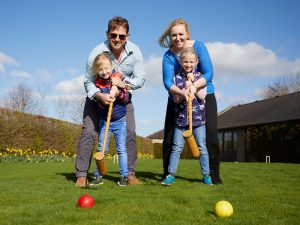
[0,159,299,225]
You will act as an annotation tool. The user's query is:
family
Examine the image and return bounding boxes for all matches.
[75,16,222,187]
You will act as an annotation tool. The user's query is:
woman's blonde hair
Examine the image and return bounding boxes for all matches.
[158,18,191,48]
[91,52,112,75]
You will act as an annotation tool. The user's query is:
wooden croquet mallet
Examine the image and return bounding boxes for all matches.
[182,77,200,158]
[94,86,116,176]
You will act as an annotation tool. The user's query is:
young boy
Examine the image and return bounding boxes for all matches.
[89,52,130,187]
[162,47,213,185]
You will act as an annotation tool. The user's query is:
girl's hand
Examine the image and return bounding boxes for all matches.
[187,72,194,81]
[188,84,196,99]
[185,80,192,88]
[181,88,189,102]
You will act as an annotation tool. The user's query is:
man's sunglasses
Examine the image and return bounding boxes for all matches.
[110,33,127,40]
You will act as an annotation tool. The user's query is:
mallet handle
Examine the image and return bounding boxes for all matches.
[188,77,193,132]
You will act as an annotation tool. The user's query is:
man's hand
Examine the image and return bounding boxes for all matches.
[94,92,115,106]
[125,83,132,90]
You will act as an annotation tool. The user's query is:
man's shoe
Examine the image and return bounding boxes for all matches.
[117,177,128,187]
[89,177,103,186]
[202,175,213,185]
[211,173,223,184]
[128,175,141,185]
[161,175,175,186]
[75,177,87,187]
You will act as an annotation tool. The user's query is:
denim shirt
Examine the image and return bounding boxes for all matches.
[84,40,145,100]
[174,70,206,127]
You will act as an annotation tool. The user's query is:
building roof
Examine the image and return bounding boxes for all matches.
[146,129,164,140]
[218,91,300,130]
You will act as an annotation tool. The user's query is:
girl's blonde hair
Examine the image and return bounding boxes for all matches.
[158,18,191,48]
[91,52,112,75]
[178,47,198,63]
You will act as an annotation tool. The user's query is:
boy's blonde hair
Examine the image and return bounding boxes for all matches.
[91,52,112,75]
[158,18,191,48]
[178,47,198,63]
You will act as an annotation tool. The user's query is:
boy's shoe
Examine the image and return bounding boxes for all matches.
[128,175,141,185]
[161,175,175,186]
[89,177,103,186]
[202,175,213,185]
[117,177,128,187]
[75,177,87,187]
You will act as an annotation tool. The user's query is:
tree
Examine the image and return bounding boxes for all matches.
[261,73,300,99]
[35,83,49,115]
[56,97,70,119]
[70,95,85,124]
[3,83,38,113]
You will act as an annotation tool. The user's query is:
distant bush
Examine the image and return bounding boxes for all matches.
[248,122,300,163]
[0,108,154,155]
[0,108,81,152]
[153,142,194,159]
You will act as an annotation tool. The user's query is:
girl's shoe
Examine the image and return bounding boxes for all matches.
[202,175,213,185]
[161,175,175,185]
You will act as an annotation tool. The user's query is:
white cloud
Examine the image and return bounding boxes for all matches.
[67,68,79,76]
[46,94,84,102]
[143,42,300,87]
[35,69,53,81]
[0,52,18,73]
[10,70,31,78]
[140,119,155,126]
[206,42,300,78]
[0,64,4,73]
[56,75,85,95]
[144,55,162,86]
[0,52,17,64]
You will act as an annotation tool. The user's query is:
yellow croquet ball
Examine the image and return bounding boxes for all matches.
[214,200,233,217]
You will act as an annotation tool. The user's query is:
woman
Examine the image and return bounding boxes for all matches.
[159,18,222,184]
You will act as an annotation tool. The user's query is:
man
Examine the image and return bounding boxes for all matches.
[75,16,145,187]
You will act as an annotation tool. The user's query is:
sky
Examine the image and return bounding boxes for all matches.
[1,0,300,137]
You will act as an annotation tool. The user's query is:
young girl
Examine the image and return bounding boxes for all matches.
[90,52,130,187]
[162,47,212,185]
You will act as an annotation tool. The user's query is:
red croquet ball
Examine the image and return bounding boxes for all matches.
[77,194,95,208]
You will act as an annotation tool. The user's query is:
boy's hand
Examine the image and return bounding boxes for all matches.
[111,77,125,89]
[95,92,115,106]
[110,85,119,97]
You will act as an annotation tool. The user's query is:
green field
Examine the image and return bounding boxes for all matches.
[1,160,299,225]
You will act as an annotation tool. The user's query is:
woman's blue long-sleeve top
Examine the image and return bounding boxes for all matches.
[162,40,214,94]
